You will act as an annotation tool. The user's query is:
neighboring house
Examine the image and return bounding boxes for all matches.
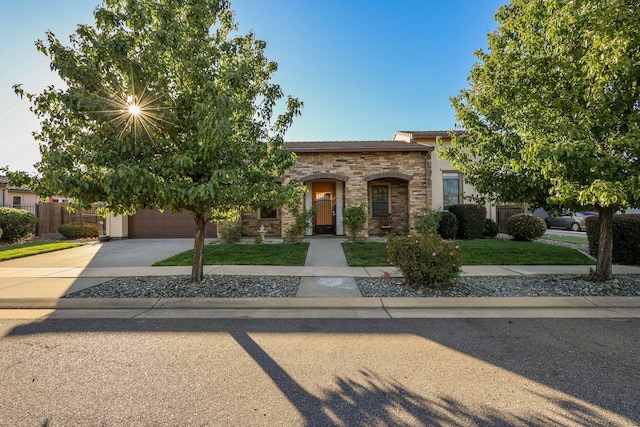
[0,175,39,211]
[108,130,495,239]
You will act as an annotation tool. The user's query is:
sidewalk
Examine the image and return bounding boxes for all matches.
[0,238,639,319]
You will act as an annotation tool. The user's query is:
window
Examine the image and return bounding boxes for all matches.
[371,185,390,217]
[259,206,277,219]
[443,172,462,210]
[12,195,22,208]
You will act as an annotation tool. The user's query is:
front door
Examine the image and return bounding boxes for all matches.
[312,182,335,234]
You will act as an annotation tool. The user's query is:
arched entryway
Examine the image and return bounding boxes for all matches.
[365,172,412,236]
[301,173,348,236]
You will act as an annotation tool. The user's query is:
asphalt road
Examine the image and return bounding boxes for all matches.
[1,318,638,426]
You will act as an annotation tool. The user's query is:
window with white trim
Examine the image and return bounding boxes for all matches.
[12,195,22,208]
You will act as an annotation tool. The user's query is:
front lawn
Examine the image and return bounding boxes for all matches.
[154,242,309,266]
[342,239,594,267]
[541,235,589,245]
[0,242,82,262]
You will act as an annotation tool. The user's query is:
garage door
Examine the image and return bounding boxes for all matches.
[128,209,217,238]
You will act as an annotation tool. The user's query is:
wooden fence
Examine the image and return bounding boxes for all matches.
[35,203,103,235]
[496,204,524,233]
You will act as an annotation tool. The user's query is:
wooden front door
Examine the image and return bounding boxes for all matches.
[312,182,335,234]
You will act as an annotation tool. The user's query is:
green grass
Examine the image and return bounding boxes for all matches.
[457,239,593,265]
[342,242,389,267]
[154,242,310,266]
[342,239,594,267]
[0,242,82,261]
[540,235,589,244]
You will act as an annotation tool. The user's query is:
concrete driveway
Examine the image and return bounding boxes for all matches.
[1,238,216,269]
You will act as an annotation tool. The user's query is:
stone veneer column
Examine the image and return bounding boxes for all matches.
[344,177,369,237]
[335,181,344,235]
[304,186,313,236]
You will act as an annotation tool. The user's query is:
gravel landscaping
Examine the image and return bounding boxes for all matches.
[61,236,639,299]
[65,273,640,298]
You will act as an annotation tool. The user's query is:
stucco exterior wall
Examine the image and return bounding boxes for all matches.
[410,139,495,220]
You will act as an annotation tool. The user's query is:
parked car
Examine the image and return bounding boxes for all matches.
[544,212,599,231]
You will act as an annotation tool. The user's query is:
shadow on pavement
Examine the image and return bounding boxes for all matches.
[4,317,639,425]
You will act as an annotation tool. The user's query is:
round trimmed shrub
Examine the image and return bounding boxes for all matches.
[437,212,458,240]
[58,222,100,239]
[483,218,499,238]
[0,207,38,241]
[507,213,546,241]
[387,234,462,288]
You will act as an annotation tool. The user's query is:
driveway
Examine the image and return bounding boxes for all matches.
[1,238,216,269]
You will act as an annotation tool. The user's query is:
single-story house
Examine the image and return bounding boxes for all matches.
[0,175,38,210]
[108,130,495,239]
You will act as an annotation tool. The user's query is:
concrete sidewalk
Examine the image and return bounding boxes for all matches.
[0,238,639,319]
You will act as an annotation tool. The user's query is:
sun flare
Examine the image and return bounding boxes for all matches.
[90,81,174,145]
[128,103,141,116]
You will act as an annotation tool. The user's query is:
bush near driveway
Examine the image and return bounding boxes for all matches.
[0,207,38,241]
[58,222,100,239]
[586,214,640,265]
[507,213,547,241]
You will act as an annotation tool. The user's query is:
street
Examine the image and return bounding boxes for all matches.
[1,317,638,426]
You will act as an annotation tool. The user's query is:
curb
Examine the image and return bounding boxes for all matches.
[2,296,640,310]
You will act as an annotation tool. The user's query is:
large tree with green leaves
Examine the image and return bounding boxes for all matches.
[442,0,640,280]
[8,0,302,282]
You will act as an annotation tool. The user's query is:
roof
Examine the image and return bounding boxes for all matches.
[285,140,433,153]
[393,130,467,141]
[0,175,33,192]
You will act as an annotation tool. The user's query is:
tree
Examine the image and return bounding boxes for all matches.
[7,0,303,282]
[442,0,640,280]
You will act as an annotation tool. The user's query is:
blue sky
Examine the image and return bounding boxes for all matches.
[0,0,505,173]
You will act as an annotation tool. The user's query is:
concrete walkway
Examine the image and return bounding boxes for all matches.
[298,238,362,297]
[0,238,639,319]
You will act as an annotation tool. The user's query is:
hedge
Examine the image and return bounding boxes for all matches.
[448,204,486,240]
[586,214,640,265]
[0,207,38,241]
[58,222,100,239]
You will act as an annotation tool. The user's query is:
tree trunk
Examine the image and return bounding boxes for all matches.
[191,213,206,283]
[595,208,614,280]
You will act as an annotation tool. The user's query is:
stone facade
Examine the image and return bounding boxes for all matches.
[277,149,432,237]
[241,211,282,237]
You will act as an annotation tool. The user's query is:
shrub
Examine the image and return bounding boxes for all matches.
[483,218,499,238]
[437,212,458,240]
[586,214,640,265]
[343,203,367,240]
[285,207,315,240]
[507,213,546,241]
[58,222,100,239]
[387,234,462,288]
[0,227,2,240]
[448,204,486,239]
[217,220,243,243]
[416,209,441,236]
[0,207,38,241]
